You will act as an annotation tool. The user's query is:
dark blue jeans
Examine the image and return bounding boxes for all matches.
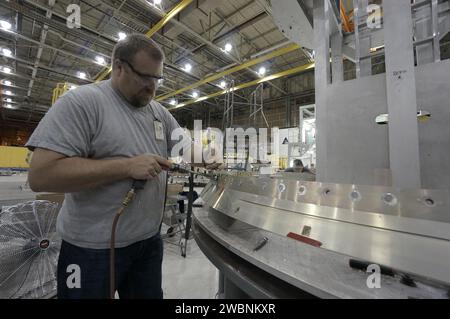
[57,234,163,299]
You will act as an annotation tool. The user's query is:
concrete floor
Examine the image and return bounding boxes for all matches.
[0,174,35,207]
[161,225,219,299]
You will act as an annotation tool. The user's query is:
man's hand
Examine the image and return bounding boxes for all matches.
[127,154,172,180]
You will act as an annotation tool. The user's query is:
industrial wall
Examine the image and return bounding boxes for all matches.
[321,59,450,189]
[417,60,450,189]
[322,72,390,186]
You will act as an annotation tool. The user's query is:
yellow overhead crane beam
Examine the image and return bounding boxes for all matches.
[94,0,194,82]
[156,43,301,102]
[51,82,73,105]
[168,62,315,111]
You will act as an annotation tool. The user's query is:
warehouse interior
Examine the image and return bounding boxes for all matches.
[1,0,450,299]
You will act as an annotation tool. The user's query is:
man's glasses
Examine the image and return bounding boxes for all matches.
[120,59,164,85]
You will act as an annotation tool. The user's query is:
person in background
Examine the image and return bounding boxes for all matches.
[284,159,316,179]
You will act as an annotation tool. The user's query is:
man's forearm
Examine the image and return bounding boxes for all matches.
[30,157,131,193]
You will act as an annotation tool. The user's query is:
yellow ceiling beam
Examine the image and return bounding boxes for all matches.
[95,66,113,83]
[145,0,194,37]
[94,0,194,82]
[156,43,301,102]
[169,62,315,111]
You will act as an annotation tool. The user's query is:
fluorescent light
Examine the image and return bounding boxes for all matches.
[5,104,13,109]
[219,81,227,88]
[69,85,78,90]
[169,99,177,106]
[2,48,12,57]
[153,0,162,4]
[3,67,11,74]
[183,63,192,72]
[192,91,199,98]
[78,71,86,79]
[0,20,12,30]
[118,32,127,40]
[3,80,11,86]
[95,56,105,65]
[224,43,232,52]
[6,98,12,103]
[4,90,12,95]
[258,66,266,76]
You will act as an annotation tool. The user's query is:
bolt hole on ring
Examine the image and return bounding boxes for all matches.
[382,193,398,206]
[298,185,307,196]
[322,188,331,196]
[349,190,362,202]
[423,197,435,207]
[278,183,286,193]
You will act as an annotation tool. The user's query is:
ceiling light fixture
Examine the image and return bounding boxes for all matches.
[224,43,232,52]
[2,48,12,57]
[183,63,192,72]
[258,66,266,76]
[95,56,106,65]
[0,21,12,30]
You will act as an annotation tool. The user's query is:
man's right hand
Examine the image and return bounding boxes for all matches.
[127,154,172,180]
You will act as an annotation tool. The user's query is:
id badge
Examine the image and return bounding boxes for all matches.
[154,120,164,141]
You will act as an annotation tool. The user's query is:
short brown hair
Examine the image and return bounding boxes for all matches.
[111,33,164,68]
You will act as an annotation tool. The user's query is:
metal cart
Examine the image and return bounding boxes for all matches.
[162,183,189,256]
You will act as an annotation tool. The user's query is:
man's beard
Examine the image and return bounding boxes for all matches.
[130,93,153,108]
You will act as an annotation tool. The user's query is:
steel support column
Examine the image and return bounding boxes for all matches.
[354,0,372,77]
[383,0,421,188]
[314,0,331,182]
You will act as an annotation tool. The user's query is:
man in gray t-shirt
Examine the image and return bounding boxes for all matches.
[26,34,189,299]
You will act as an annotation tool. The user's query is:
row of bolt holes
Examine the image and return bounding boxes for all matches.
[235,181,436,208]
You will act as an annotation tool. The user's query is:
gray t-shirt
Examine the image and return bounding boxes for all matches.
[26,80,186,249]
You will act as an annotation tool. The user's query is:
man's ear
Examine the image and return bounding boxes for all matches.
[114,59,123,75]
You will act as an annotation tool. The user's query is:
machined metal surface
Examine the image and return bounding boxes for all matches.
[193,208,448,299]
[199,174,450,292]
